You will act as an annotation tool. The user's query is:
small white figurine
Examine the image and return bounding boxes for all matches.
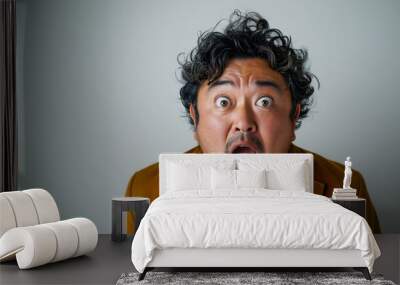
[343,156,353,189]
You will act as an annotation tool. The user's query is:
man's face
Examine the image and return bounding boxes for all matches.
[189,58,297,153]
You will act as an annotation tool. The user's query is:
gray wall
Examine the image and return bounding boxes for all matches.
[17,0,400,233]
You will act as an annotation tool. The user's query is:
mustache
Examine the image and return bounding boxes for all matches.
[224,132,264,153]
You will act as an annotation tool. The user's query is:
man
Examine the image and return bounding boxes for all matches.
[125,11,380,233]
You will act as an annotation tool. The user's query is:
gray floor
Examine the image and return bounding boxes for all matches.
[0,234,398,285]
[374,234,400,284]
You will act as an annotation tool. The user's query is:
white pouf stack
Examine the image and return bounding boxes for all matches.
[0,189,98,269]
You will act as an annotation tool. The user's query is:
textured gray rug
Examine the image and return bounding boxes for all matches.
[116,271,396,285]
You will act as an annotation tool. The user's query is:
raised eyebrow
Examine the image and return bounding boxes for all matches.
[208,80,234,90]
[208,79,283,95]
[255,80,283,95]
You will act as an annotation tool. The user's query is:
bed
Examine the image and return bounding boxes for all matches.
[131,153,381,280]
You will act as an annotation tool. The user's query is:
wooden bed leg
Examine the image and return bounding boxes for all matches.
[354,267,371,280]
[138,268,148,281]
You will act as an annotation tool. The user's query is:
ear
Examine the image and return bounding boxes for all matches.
[189,104,199,141]
[291,104,301,141]
[292,103,301,126]
[294,103,301,121]
[189,104,197,127]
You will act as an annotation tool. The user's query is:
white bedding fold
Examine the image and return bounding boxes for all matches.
[131,190,380,273]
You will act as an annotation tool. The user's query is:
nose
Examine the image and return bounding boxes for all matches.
[232,103,257,133]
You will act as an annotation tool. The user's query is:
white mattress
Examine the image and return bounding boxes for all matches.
[131,190,380,273]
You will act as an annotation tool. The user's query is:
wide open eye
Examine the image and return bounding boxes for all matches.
[215,96,231,108]
[255,96,273,108]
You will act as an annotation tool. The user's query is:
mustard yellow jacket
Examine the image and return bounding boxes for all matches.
[125,144,381,233]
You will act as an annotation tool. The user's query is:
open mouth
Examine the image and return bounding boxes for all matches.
[231,145,257,154]
[225,132,263,154]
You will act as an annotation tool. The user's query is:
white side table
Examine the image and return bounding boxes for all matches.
[111,197,149,242]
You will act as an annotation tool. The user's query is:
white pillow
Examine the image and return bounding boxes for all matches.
[167,160,235,191]
[211,168,236,190]
[211,168,267,190]
[237,169,267,188]
[266,161,308,191]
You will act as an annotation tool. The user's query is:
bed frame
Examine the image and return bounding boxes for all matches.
[139,248,371,280]
[138,154,372,281]
[149,248,366,268]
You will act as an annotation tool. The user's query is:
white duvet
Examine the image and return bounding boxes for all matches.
[131,190,380,273]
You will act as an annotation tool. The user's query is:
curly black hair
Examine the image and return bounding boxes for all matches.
[178,10,318,130]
